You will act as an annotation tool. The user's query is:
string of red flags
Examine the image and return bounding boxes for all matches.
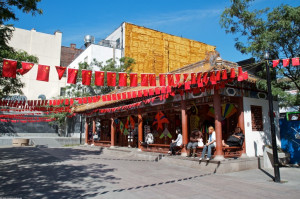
[17,62,34,76]
[272,57,299,68]
[2,59,250,87]
[55,66,66,80]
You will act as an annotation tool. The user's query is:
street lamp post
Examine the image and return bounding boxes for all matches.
[264,52,281,182]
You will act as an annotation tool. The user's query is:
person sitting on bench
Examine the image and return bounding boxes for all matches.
[186,129,202,158]
[139,127,154,146]
[168,128,182,155]
[222,127,244,147]
[199,126,216,161]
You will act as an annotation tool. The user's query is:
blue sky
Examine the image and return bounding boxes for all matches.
[8,0,299,62]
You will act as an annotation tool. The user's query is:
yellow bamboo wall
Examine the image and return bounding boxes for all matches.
[124,23,216,76]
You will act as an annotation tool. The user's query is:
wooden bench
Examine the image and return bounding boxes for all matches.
[94,140,111,147]
[195,146,242,158]
[141,144,170,153]
[222,146,243,157]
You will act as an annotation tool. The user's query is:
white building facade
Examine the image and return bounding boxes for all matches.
[7,27,66,100]
[68,44,122,70]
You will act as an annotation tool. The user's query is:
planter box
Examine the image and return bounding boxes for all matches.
[12,138,30,146]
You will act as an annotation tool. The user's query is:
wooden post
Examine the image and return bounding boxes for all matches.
[138,110,143,150]
[213,90,224,160]
[181,99,188,156]
[110,118,115,147]
[85,118,88,145]
[238,97,247,157]
[92,118,96,134]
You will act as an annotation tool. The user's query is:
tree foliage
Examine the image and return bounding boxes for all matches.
[220,0,300,107]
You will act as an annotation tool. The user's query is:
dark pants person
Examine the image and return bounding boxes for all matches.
[169,142,177,155]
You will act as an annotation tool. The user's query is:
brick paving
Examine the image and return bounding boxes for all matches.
[0,146,299,199]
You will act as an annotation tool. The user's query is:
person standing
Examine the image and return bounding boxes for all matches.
[199,126,216,161]
[168,128,182,155]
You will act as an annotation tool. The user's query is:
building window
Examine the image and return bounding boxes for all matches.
[116,38,120,49]
[60,87,66,97]
[251,105,263,131]
[84,56,88,63]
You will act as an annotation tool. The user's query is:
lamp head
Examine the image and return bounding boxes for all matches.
[264,52,269,60]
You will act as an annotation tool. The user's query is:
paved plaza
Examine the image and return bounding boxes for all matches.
[0,146,299,199]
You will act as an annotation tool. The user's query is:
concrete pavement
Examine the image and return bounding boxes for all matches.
[0,146,299,199]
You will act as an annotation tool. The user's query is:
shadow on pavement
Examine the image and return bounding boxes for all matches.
[0,147,120,199]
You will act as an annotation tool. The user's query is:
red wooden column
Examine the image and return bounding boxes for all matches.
[138,110,143,150]
[92,118,96,134]
[110,118,115,147]
[181,99,188,156]
[238,97,247,157]
[213,90,224,160]
[85,118,89,145]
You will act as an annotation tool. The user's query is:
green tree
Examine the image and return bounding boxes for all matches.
[220,0,300,108]
[0,0,42,98]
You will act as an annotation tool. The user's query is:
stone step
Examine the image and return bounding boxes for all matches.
[31,138,61,148]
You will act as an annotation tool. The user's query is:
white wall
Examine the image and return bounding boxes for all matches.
[105,22,125,56]
[68,44,122,70]
[243,97,281,157]
[8,27,65,100]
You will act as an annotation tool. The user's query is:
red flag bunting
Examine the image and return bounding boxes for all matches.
[149,74,156,86]
[67,68,78,84]
[18,61,34,76]
[55,66,66,80]
[191,73,196,84]
[202,72,208,85]
[2,59,17,78]
[149,88,154,95]
[167,74,175,86]
[222,69,227,80]
[141,73,149,86]
[132,91,137,98]
[292,57,299,66]
[127,91,132,99]
[215,71,220,81]
[138,90,143,97]
[210,72,216,85]
[117,93,122,100]
[130,73,138,87]
[143,89,148,96]
[112,94,117,101]
[36,65,50,82]
[159,74,166,86]
[282,58,290,67]
[185,81,191,90]
[82,70,92,85]
[238,67,243,81]
[243,71,248,80]
[155,87,161,95]
[273,60,280,68]
[107,72,116,86]
[183,73,189,82]
[95,71,104,86]
[107,94,112,101]
[230,68,235,79]
[119,72,127,87]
